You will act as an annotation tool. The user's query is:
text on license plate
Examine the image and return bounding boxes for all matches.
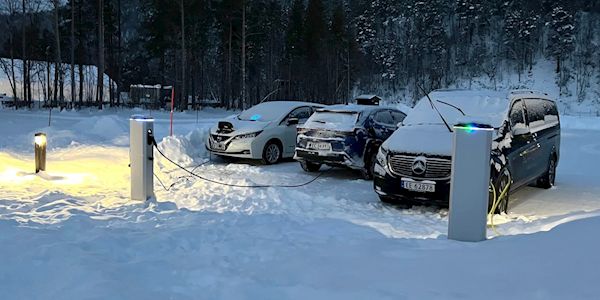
[307,142,331,151]
[401,179,435,193]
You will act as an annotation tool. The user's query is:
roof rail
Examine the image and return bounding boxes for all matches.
[509,89,549,96]
[432,88,470,92]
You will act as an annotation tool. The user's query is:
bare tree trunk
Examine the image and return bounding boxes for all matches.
[241,0,246,110]
[227,21,232,109]
[22,0,27,107]
[77,1,84,106]
[117,0,122,106]
[97,0,104,109]
[53,0,63,107]
[70,0,76,106]
[180,0,186,111]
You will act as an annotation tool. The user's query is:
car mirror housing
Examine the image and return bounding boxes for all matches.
[397,121,403,127]
[287,118,299,126]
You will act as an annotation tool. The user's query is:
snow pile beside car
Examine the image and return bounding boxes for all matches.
[156,128,209,170]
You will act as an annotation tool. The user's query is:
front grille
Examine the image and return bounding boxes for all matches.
[211,134,229,142]
[388,154,452,179]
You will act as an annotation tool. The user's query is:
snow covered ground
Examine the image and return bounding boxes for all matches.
[0,107,599,299]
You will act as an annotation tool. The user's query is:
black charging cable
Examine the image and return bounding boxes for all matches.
[150,136,328,189]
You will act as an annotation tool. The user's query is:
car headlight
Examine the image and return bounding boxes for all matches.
[376,146,388,166]
[234,131,262,140]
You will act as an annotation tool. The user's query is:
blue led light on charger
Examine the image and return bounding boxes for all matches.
[250,114,262,121]
[454,123,494,133]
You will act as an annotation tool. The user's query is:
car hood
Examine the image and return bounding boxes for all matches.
[210,116,270,136]
[382,124,453,157]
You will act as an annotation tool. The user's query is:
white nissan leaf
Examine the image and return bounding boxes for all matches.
[207,101,323,164]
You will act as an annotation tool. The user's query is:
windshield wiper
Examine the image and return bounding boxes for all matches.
[417,85,453,133]
[436,100,466,116]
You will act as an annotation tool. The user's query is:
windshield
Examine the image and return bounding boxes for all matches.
[303,111,359,131]
[238,102,294,122]
[403,92,508,128]
[403,100,465,127]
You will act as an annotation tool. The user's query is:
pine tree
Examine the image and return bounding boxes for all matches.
[547,5,575,74]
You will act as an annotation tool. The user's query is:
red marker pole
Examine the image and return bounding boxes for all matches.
[170,87,175,136]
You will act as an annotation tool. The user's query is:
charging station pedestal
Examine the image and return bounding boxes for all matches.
[130,115,154,201]
[448,123,493,242]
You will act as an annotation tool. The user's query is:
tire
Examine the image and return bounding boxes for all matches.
[262,141,282,165]
[300,160,321,172]
[489,168,511,214]
[360,150,377,180]
[537,155,557,189]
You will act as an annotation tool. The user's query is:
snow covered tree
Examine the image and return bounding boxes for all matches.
[547,5,575,74]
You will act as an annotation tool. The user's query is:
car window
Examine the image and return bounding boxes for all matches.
[524,99,547,129]
[543,100,559,125]
[510,100,526,129]
[374,110,395,126]
[287,106,312,124]
[391,111,407,124]
[545,101,558,117]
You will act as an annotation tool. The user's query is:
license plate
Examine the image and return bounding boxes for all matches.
[401,179,435,193]
[306,142,331,151]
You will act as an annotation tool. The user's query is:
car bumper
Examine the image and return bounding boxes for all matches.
[295,148,361,169]
[206,138,259,159]
[373,163,451,206]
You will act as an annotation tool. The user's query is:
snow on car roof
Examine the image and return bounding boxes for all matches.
[238,101,321,122]
[403,90,510,128]
[509,90,555,101]
[318,104,384,114]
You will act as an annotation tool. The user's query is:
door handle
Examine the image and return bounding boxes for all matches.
[520,144,540,157]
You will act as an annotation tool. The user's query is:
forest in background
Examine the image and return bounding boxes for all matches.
[0,0,599,110]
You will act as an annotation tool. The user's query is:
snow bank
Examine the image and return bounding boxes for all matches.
[74,115,128,145]
[156,128,209,170]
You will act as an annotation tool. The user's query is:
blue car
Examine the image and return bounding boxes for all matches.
[295,101,407,179]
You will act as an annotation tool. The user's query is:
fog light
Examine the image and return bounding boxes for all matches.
[34,132,47,173]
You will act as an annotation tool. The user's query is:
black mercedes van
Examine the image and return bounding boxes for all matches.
[373,89,561,212]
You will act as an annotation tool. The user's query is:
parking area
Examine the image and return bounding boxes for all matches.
[1,109,600,298]
[0,110,598,237]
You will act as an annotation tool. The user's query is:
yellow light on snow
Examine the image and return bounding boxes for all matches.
[0,147,133,209]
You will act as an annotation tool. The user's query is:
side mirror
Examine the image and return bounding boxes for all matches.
[287,118,299,126]
[512,126,530,136]
[397,121,404,127]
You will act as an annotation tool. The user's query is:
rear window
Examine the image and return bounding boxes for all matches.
[303,111,359,131]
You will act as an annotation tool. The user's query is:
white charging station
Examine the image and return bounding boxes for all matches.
[130,115,154,201]
[448,122,493,242]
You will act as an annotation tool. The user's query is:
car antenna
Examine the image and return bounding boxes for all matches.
[417,84,453,133]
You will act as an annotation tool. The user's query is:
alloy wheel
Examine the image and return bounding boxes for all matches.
[265,144,280,164]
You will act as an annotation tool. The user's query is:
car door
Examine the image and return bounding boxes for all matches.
[372,110,397,140]
[280,106,312,156]
[523,99,550,179]
[506,99,531,186]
